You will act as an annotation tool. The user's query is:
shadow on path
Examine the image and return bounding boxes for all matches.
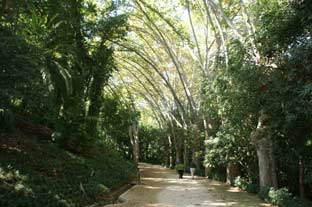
[105,163,272,207]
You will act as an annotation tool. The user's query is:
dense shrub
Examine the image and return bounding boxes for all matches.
[258,186,271,201]
[0,135,136,207]
[206,166,226,182]
[258,187,311,207]
[196,168,206,177]
[0,109,15,131]
[268,188,292,206]
[234,176,258,193]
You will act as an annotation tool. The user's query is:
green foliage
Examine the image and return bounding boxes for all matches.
[258,186,271,201]
[234,176,258,194]
[0,136,135,207]
[202,0,312,201]
[268,188,292,206]
[139,126,167,164]
[0,0,130,142]
[0,2,137,206]
[206,166,226,182]
[99,94,140,159]
[203,42,260,183]
[258,187,311,207]
[0,25,48,110]
[0,109,15,131]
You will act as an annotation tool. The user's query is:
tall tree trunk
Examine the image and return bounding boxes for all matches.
[192,122,203,169]
[164,136,170,168]
[168,135,174,168]
[203,117,211,177]
[129,123,140,184]
[226,162,240,185]
[86,48,112,137]
[175,134,182,163]
[175,143,182,163]
[299,159,305,199]
[251,111,278,190]
[184,141,189,172]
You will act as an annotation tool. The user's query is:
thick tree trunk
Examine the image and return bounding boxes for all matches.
[251,112,278,190]
[299,159,305,199]
[226,162,240,185]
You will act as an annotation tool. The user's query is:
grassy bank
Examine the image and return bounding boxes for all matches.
[0,130,135,207]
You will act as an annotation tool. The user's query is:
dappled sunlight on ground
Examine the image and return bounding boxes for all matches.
[226,187,241,193]
[142,185,162,190]
[165,186,202,191]
[105,164,272,207]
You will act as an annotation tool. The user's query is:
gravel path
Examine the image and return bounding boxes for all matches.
[105,163,272,207]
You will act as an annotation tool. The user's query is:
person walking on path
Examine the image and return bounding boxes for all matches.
[190,161,196,179]
[175,162,185,179]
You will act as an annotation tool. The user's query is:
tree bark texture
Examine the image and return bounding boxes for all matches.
[184,142,189,171]
[226,162,240,185]
[251,112,278,189]
[192,123,203,169]
[175,136,183,163]
[129,123,140,184]
[168,135,174,168]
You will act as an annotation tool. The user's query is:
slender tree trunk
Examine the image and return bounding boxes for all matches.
[129,123,140,184]
[251,111,278,190]
[168,135,174,168]
[299,159,305,199]
[175,134,182,163]
[203,117,211,177]
[164,136,170,168]
[184,141,189,172]
[226,162,240,185]
[192,122,203,169]
[203,117,209,140]
[176,143,182,163]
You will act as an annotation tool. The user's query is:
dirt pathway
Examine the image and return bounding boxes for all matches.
[105,163,271,207]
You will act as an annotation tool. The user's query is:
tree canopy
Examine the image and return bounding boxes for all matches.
[0,0,312,206]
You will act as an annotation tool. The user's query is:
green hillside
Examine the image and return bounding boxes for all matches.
[0,130,135,207]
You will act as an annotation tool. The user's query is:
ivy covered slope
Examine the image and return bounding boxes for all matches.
[0,128,135,207]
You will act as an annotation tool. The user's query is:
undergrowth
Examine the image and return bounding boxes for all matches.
[0,132,135,207]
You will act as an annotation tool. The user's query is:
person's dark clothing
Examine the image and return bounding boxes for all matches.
[175,163,185,179]
[190,162,196,168]
[178,170,184,179]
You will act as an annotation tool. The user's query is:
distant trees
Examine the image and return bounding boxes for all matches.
[116,0,312,200]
